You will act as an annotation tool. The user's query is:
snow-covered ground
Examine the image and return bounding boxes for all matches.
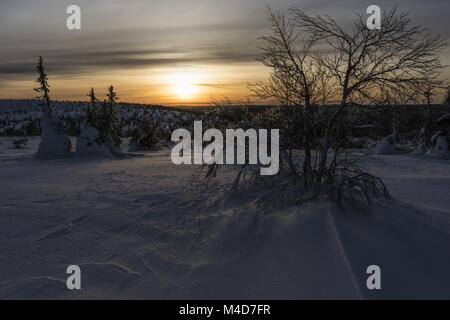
[1,137,450,299]
[0,99,193,137]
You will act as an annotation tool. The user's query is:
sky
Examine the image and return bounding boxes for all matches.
[0,0,449,105]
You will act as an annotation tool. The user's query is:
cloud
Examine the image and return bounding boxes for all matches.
[0,0,448,102]
[0,45,260,79]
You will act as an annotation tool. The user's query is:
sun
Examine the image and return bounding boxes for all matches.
[170,72,198,99]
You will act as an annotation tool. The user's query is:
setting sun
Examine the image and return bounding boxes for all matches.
[170,72,198,99]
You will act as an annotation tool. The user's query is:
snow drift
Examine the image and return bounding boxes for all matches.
[1,137,450,299]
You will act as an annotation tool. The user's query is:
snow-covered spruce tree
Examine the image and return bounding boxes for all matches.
[106,85,122,146]
[33,56,73,160]
[75,88,113,158]
[78,85,124,157]
[128,116,163,151]
[86,87,98,127]
[97,86,122,152]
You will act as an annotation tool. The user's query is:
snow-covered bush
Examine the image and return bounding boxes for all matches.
[415,110,450,154]
[374,136,396,155]
[427,134,450,159]
[11,137,27,149]
[75,87,122,158]
[75,126,113,158]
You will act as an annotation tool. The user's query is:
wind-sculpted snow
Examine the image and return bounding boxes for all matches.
[0,99,194,137]
[1,137,450,299]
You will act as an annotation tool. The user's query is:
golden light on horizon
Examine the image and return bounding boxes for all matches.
[169,72,199,100]
[0,63,269,105]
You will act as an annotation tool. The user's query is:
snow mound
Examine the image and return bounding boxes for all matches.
[373,135,396,155]
[127,142,140,152]
[427,136,450,159]
[34,113,73,160]
[75,127,113,159]
[105,141,126,158]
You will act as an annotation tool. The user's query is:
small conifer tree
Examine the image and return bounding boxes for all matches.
[96,85,122,147]
[33,56,72,159]
[34,56,52,114]
[86,87,98,127]
[130,116,163,151]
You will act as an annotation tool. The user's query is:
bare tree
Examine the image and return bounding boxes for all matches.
[444,86,450,112]
[249,9,332,186]
[289,6,446,171]
[195,7,445,207]
[242,7,445,206]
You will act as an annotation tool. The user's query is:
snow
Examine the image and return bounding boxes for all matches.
[1,137,450,299]
[76,127,113,159]
[427,136,450,159]
[0,99,195,138]
[373,135,396,155]
[34,113,73,160]
[104,140,127,158]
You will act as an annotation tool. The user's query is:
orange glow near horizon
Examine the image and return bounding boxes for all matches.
[0,63,269,106]
[3,60,448,105]
[169,72,199,100]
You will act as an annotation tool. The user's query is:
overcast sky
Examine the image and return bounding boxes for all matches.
[0,0,449,104]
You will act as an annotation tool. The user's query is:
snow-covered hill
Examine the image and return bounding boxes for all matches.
[0,99,193,137]
[1,137,450,299]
